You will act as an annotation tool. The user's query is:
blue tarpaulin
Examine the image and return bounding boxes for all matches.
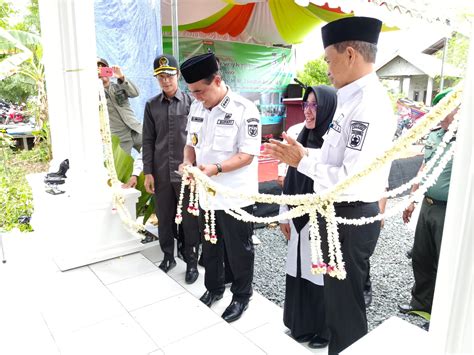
[94,0,162,123]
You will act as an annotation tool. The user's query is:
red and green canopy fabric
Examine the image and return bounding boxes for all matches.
[161,0,363,45]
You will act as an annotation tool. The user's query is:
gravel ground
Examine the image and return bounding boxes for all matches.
[252,197,427,332]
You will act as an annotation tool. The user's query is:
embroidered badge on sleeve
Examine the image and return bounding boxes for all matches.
[247,118,259,138]
[347,121,369,150]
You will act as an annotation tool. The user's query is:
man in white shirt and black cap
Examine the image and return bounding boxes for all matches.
[264,17,396,354]
[179,53,261,323]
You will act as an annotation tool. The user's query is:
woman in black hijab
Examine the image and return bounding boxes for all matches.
[279,85,337,348]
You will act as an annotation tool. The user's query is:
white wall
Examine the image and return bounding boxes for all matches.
[377,56,425,77]
[408,75,431,103]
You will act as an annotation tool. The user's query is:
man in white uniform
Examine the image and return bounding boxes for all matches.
[179,53,261,323]
[264,17,396,354]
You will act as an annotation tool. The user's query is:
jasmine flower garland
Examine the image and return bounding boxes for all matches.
[98,81,145,237]
[174,85,463,279]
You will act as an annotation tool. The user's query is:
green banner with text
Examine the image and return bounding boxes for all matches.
[163,37,294,125]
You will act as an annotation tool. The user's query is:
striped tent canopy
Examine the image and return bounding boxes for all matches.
[161,0,471,45]
[161,0,397,46]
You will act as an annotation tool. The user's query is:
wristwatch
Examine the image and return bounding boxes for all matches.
[214,163,223,175]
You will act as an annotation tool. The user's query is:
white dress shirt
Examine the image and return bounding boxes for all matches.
[132,153,143,177]
[297,73,396,202]
[186,87,261,210]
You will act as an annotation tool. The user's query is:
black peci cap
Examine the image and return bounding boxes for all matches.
[153,54,178,76]
[321,16,382,49]
[180,53,219,84]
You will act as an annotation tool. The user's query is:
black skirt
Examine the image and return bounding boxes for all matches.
[283,229,328,339]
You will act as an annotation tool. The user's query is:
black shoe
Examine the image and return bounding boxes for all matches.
[308,334,329,349]
[292,334,313,343]
[46,159,69,178]
[421,322,430,331]
[139,230,158,244]
[364,289,373,307]
[398,304,421,314]
[222,300,248,323]
[158,258,176,273]
[185,268,199,284]
[200,291,223,307]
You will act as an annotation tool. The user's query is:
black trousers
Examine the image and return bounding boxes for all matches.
[199,206,254,303]
[155,181,200,268]
[320,202,380,354]
[410,198,446,313]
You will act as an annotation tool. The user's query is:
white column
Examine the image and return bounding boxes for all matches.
[34,0,152,271]
[39,0,105,184]
[402,77,410,97]
[429,23,473,355]
[425,76,433,106]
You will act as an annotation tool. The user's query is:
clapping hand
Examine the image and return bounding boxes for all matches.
[263,132,305,168]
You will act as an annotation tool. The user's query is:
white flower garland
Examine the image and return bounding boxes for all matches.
[337,117,459,225]
[175,84,463,279]
[98,82,145,237]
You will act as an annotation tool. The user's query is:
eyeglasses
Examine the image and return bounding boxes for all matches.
[302,102,317,110]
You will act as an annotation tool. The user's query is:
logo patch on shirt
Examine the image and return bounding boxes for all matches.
[224,113,232,119]
[191,116,204,122]
[347,121,369,151]
[217,119,234,125]
[247,118,259,124]
[221,96,230,108]
[191,133,199,146]
[248,124,259,137]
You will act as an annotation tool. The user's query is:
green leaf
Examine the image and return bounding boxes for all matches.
[110,135,154,220]
[408,311,431,321]
[111,135,133,183]
[5,30,41,49]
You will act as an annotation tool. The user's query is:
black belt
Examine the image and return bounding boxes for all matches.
[424,196,447,206]
[334,201,375,208]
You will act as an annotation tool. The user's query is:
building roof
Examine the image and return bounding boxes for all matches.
[422,38,447,55]
[376,50,462,78]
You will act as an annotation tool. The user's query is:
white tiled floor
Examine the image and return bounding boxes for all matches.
[0,230,324,355]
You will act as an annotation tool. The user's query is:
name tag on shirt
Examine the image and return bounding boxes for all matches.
[330,113,344,133]
[191,116,204,122]
[217,119,234,125]
[330,121,342,133]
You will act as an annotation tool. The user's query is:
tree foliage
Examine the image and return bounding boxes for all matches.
[435,32,470,75]
[0,1,15,29]
[296,56,331,87]
[0,72,36,103]
[12,0,40,34]
[0,2,50,157]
